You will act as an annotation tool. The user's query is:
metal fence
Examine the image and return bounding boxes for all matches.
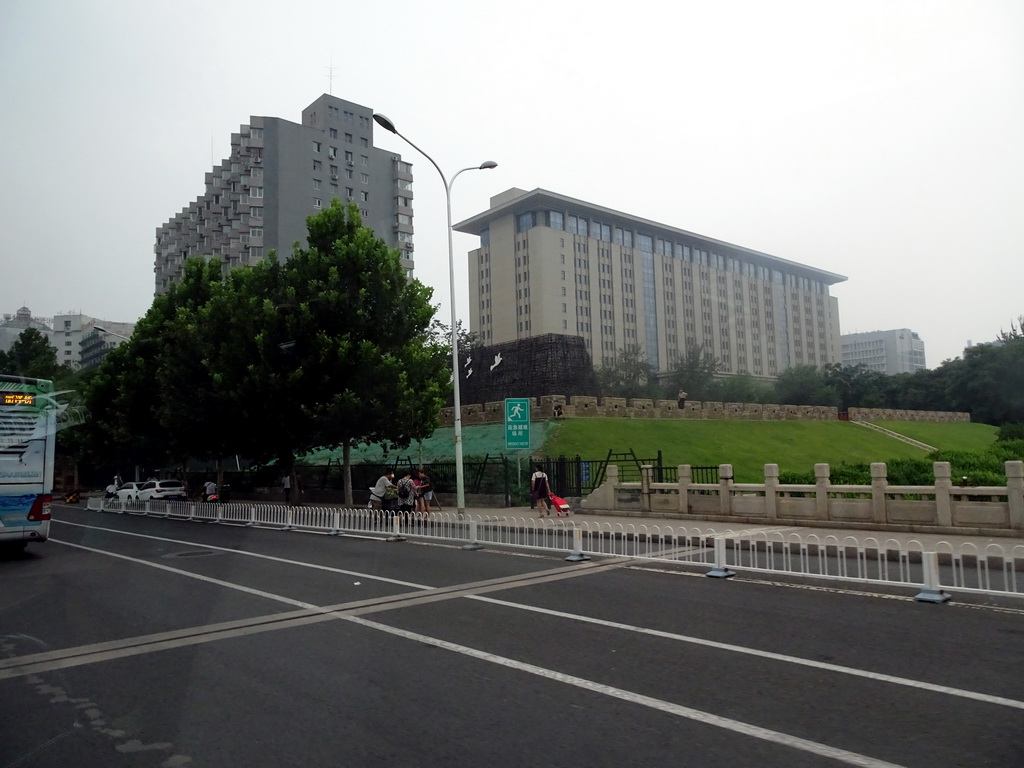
[87,497,1024,600]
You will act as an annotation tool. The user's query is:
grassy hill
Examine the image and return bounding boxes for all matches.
[872,420,997,451]
[304,418,996,483]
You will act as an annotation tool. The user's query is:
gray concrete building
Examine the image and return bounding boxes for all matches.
[455,188,846,379]
[155,95,414,294]
[841,328,926,374]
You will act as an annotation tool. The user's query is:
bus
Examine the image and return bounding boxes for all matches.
[0,375,56,552]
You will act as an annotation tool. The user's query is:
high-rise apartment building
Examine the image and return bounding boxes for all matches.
[155,95,415,294]
[455,188,846,379]
[841,329,926,374]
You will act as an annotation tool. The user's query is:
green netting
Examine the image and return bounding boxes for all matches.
[299,420,559,464]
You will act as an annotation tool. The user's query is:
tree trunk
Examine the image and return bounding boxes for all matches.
[216,458,224,496]
[343,442,353,506]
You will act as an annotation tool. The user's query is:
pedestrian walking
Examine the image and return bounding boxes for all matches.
[283,473,292,504]
[530,464,551,516]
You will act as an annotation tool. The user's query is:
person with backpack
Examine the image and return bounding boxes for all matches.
[396,470,416,519]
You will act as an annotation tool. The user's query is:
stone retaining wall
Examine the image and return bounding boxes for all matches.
[439,396,969,427]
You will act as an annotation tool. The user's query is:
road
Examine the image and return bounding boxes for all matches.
[1,505,1022,767]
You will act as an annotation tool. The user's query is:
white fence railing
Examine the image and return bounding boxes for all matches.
[84,497,1024,600]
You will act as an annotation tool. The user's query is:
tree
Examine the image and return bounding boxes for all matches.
[595,346,661,399]
[665,343,721,401]
[206,200,450,503]
[0,328,71,382]
[773,365,840,407]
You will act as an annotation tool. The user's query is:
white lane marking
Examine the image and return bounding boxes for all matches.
[52,539,319,610]
[343,614,908,768]
[54,519,432,589]
[469,595,1024,711]
[55,520,1024,711]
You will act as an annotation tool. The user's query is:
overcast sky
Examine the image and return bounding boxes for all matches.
[1,0,1021,366]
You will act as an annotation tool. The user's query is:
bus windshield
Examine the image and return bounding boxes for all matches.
[0,374,56,550]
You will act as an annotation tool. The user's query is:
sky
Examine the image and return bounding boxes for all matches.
[1,0,1021,367]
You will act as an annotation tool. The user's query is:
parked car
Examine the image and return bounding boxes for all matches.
[137,480,187,502]
[116,482,143,502]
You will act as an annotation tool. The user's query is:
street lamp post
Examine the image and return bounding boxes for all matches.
[93,325,130,341]
[373,113,496,515]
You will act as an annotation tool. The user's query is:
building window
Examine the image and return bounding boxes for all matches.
[360,155,368,165]
[250,127,263,139]
[250,228,263,237]
[313,160,323,171]
[313,179,321,190]
[361,173,369,184]
[329,128,338,138]
[313,141,321,153]
[249,187,264,198]
[328,147,337,159]
[360,191,369,201]
[314,198,322,208]
[345,133,353,143]
[360,137,368,148]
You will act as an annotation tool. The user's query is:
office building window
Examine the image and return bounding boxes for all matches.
[314,198,322,208]
[313,141,321,153]
[360,191,369,201]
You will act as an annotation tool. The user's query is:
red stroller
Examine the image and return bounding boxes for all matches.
[549,494,571,517]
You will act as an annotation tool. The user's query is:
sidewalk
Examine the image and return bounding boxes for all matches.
[464,505,1024,552]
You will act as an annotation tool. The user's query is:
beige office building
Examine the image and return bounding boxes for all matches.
[455,188,846,379]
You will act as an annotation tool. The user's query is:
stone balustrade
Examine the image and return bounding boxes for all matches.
[581,461,1024,536]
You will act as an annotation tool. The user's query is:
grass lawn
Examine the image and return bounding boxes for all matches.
[872,420,997,451]
[300,418,995,483]
[543,418,932,482]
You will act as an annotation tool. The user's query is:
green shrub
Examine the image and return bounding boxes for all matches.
[997,423,1024,441]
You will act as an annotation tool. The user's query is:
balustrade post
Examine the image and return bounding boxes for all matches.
[719,464,734,517]
[678,464,691,513]
[814,463,830,521]
[764,464,779,522]
[640,464,653,516]
[934,461,952,527]
[1006,461,1024,531]
[871,463,888,524]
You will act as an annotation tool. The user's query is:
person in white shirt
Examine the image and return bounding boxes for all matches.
[530,465,551,516]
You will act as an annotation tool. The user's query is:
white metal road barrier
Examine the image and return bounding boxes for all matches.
[84,498,1024,600]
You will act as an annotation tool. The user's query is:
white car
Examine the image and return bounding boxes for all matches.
[137,480,187,502]
[116,482,143,502]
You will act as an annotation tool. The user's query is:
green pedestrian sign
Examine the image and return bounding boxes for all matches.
[505,398,531,451]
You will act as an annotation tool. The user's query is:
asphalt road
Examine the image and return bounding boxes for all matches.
[2,505,1023,768]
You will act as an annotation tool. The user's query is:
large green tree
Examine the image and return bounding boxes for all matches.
[0,327,71,382]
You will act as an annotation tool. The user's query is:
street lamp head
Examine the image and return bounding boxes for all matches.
[372,113,398,134]
[93,325,109,334]
[478,161,498,170]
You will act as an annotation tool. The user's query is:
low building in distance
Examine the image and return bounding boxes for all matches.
[455,188,846,380]
[154,94,414,296]
[841,329,926,374]
[0,307,134,370]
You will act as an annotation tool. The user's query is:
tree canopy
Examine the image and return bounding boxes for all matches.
[82,200,450,501]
